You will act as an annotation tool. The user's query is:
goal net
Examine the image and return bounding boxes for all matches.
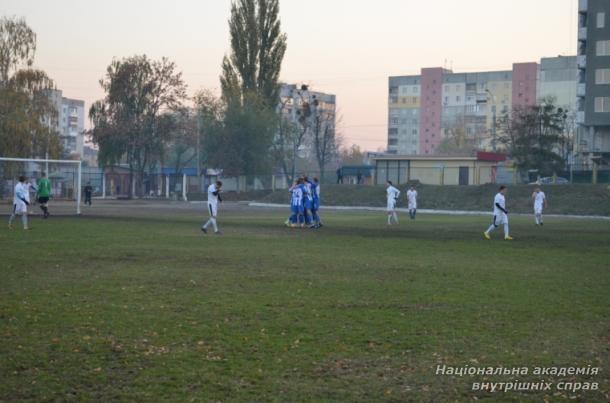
[0,157,82,215]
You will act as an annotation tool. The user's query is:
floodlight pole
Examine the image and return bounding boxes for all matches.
[76,160,82,215]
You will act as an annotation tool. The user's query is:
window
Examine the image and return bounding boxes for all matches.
[412,129,418,134]
[456,96,461,102]
[597,12,605,28]
[594,97,610,112]
[596,40,610,56]
[596,69,610,84]
[388,139,398,146]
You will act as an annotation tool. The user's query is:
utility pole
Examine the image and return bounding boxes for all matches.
[196,109,201,189]
[492,105,497,152]
[486,89,497,152]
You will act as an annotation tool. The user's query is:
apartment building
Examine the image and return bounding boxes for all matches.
[48,89,85,158]
[576,0,610,163]
[388,57,575,156]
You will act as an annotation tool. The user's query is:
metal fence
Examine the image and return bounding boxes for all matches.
[0,160,80,201]
[7,164,605,202]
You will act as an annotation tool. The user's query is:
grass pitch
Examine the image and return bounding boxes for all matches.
[1,206,609,401]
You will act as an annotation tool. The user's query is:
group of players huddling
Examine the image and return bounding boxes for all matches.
[285,176,322,228]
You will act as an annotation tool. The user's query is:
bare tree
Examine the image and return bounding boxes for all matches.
[272,96,300,182]
[310,103,338,181]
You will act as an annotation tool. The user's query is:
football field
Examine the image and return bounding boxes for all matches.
[1,202,609,401]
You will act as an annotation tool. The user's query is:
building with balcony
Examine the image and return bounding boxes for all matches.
[576,0,610,164]
[387,57,572,155]
[48,89,85,158]
[277,83,336,160]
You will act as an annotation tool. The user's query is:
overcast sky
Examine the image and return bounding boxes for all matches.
[2,0,578,150]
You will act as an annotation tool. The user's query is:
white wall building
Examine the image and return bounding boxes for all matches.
[48,89,85,158]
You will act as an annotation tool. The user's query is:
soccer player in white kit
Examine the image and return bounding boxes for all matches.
[8,176,31,230]
[386,181,400,225]
[406,186,418,219]
[201,181,222,235]
[532,187,547,226]
[484,185,513,240]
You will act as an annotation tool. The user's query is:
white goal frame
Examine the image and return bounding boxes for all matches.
[0,157,82,215]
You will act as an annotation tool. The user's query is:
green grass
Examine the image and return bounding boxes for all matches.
[1,211,609,401]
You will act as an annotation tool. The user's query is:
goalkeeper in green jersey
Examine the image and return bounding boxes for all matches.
[37,172,51,218]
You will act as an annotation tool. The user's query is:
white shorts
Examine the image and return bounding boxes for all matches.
[387,199,396,211]
[408,202,417,210]
[207,202,218,217]
[493,213,508,226]
[13,201,27,215]
[534,205,543,215]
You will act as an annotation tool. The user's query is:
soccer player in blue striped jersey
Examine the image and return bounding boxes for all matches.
[300,177,313,226]
[310,177,322,228]
[287,179,304,227]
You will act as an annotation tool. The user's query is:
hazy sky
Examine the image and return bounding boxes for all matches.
[2,0,578,150]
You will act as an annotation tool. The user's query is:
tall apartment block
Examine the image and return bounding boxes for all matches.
[576,0,610,163]
[48,89,85,158]
[388,56,577,156]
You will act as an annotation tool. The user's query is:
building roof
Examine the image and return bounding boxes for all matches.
[372,151,506,162]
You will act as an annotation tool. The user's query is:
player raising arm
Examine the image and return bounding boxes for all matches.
[386,181,400,225]
[201,181,222,235]
[484,185,513,240]
[532,187,547,226]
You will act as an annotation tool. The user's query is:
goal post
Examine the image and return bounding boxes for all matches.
[0,157,82,215]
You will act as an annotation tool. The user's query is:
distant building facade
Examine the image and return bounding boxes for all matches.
[278,83,336,160]
[388,56,577,156]
[576,0,610,164]
[48,89,85,159]
[279,83,336,126]
[82,145,98,167]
